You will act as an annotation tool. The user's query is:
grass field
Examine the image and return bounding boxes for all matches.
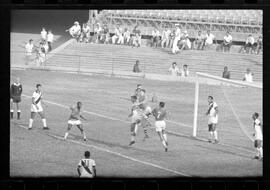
[10,69,262,177]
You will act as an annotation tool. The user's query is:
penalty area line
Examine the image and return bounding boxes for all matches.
[13,122,191,177]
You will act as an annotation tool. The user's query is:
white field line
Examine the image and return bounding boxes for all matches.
[13,121,190,177]
[21,94,254,154]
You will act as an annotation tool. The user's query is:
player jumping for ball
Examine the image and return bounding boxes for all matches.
[252,112,263,161]
[206,96,219,144]
[128,95,143,146]
[152,101,168,152]
[64,101,87,141]
[10,77,23,120]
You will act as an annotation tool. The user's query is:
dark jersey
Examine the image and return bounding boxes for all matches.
[10,83,22,97]
[152,107,167,121]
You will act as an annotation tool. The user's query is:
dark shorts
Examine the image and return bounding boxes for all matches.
[11,96,21,103]
[254,140,262,148]
[208,124,217,132]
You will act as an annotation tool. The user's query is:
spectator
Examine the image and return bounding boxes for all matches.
[180,33,191,51]
[222,31,233,52]
[80,23,90,43]
[222,66,230,79]
[41,27,47,41]
[256,35,263,55]
[152,27,160,48]
[117,26,124,45]
[94,23,103,43]
[193,30,204,50]
[25,39,34,65]
[132,25,141,48]
[204,30,216,50]
[46,30,54,51]
[168,62,180,76]
[66,21,81,42]
[161,26,171,48]
[112,25,120,44]
[103,24,110,44]
[77,151,96,178]
[36,41,46,66]
[133,60,141,73]
[181,64,189,77]
[43,40,49,53]
[243,68,254,82]
[172,24,181,54]
[240,34,255,54]
[124,28,131,45]
[168,28,175,49]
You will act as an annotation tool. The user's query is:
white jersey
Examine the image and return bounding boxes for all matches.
[208,102,218,124]
[70,25,81,35]
[244,73,253,82]
[175,28,181,40]
[169,66,180,77]
[25,43,33,55]
[224,35,232,43]
[254,119,262,140]
[31,91,43,112]
[47,33,54,43]
[78,158,96,178]
[41,30,47,40]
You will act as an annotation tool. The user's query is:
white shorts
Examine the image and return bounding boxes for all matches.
[31,104,43,113]
[155,120,166,132]
[208,116,218,124]
[68,120,82,125]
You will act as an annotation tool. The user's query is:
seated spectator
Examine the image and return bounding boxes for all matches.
[112,25,120,44]
[181,64,189,77]
[117,26,124,45]
[80,23,90,43]
[161,26,171,48]
[133,60,142,73]
[152,27,160,48]
[243,68,254,82]
[240,34,255,54]
[222,66,230,79]
[256,35,263,55]
[180,34,191,50]
[66,21,81,42]
[203,30,216,50]
[132,25,141,48]
[222,31,233,52]
[168,62,180,76]
[168,29,175,49]
[193,30,204,50]
[102,24,110,44]
[124,28,131,45]
[94,23,103,43]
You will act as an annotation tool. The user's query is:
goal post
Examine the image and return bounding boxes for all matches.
[192,72,262,138]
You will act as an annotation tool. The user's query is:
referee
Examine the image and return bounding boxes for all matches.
[10,77,23,119]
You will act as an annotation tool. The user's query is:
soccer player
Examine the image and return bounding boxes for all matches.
[64,101,87,141]
[28,84,49,130]
[152,102,168,152]
[77,151,96,178]
[252,112,263,160]
[206,96,219,143]
[10,77,23,119]
[128,95,142,146]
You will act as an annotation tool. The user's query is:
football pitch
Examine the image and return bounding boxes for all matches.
[10,69,262,177]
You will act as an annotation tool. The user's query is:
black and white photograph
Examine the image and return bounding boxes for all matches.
[10,9,262,177]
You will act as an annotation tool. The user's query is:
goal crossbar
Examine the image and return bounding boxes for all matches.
[193,72,262,137]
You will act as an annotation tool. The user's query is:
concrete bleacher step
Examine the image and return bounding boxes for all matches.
[47,42,262,82]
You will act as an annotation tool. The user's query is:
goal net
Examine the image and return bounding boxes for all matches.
[192,72,262,149]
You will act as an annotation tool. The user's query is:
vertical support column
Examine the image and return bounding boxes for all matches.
[193,73,199,137]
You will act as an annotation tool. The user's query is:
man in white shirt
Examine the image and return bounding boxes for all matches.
[243,68,254,82]
[168,62,180,77]
[28,84,49,130]
[204,30,216,50]
[77,151,96,178]
[222,31,233,52]
[25,39,34,65]
[124,28,131,45]
[66,21,81,41]
[172,24,181,54]
[117,26,124,45]
[244,34,255,54]
[161,26,171,48]
[94,23,103,43]
[206,96,219,144]
[152,28,160,48]
[181,64,189,77]
[193,30,204,50]
[41,27,47,41]
[112,25,120,44]
[47,30,54,52]
[252,112,263,160]
[80,23,90,43]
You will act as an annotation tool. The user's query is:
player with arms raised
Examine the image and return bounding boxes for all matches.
[252,112,263,161]
[10,77,23,120]
[28,84,49,130]
[206,96,219,143]
[64,101,87,141]
[152,102,168,152]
